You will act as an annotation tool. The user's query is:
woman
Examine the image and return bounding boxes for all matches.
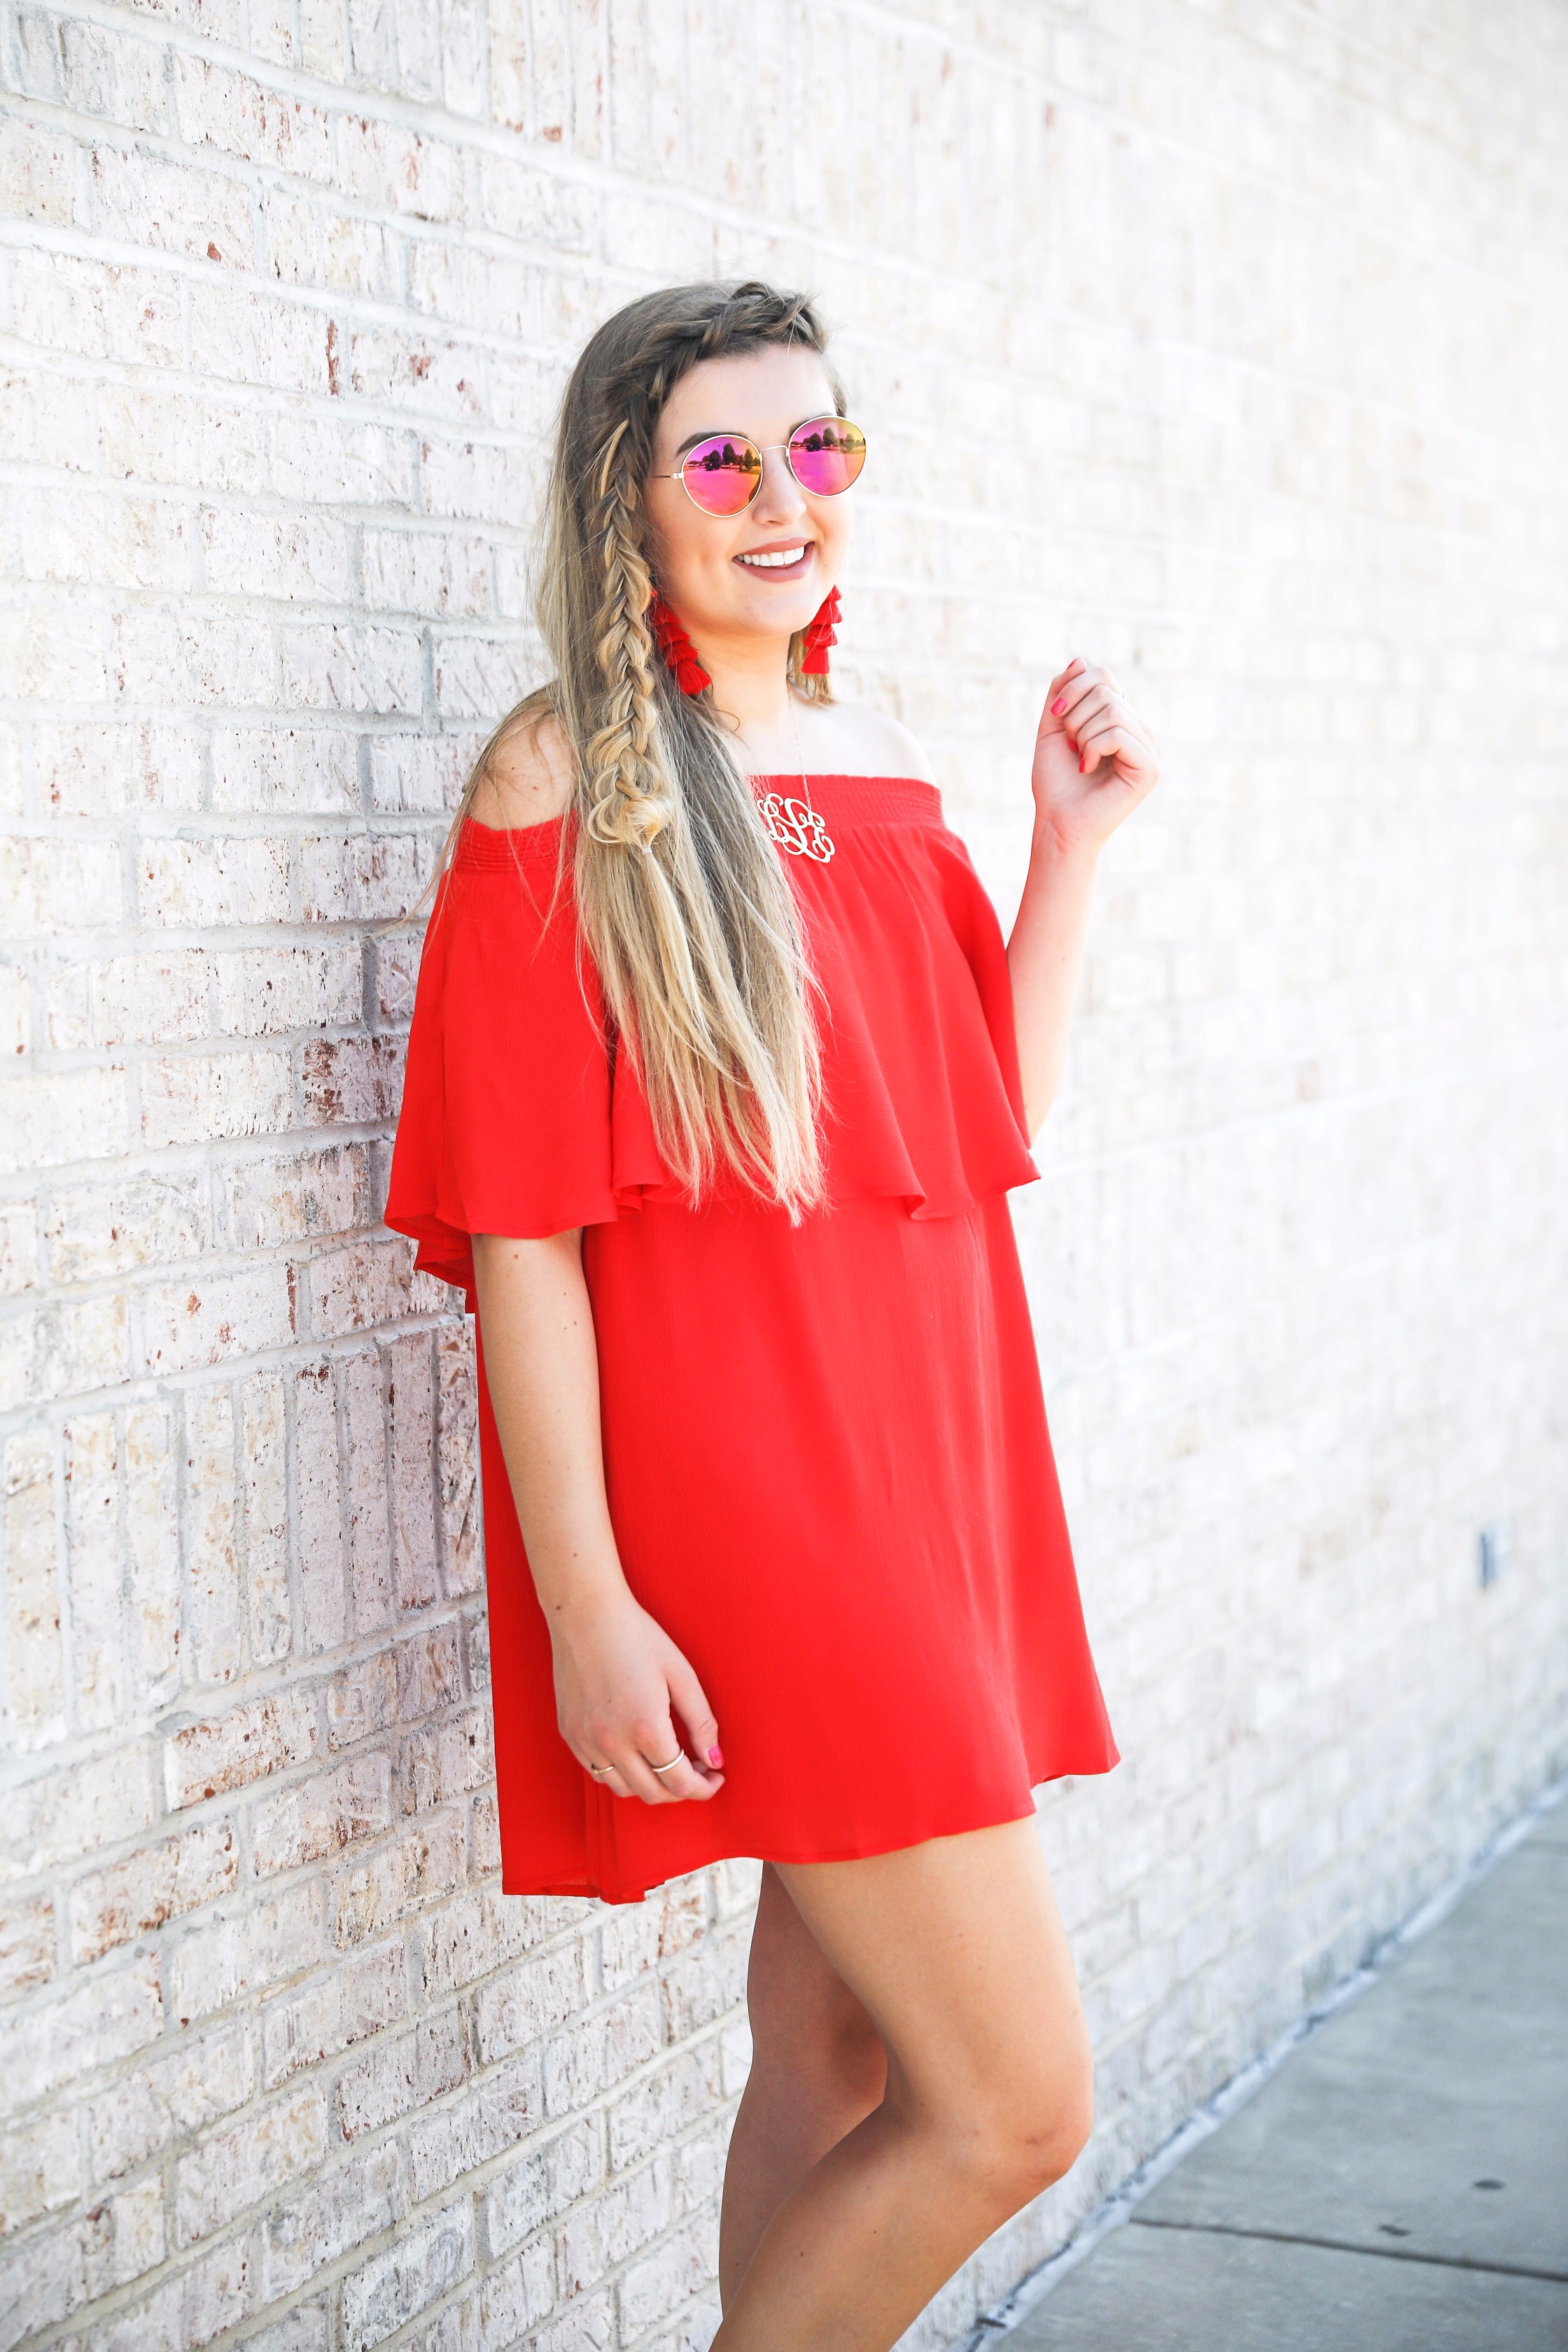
[386,279,1158,2351]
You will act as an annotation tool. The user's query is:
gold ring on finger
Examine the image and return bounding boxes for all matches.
[648,1753,685,1774]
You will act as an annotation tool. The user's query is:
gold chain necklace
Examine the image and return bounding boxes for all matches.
[755,694,836,863]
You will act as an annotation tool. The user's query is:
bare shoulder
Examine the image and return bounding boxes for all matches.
[469,707,575,830]
[811,700,939,786]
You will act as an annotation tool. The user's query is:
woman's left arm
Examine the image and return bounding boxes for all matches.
[1007,657,1161,1140]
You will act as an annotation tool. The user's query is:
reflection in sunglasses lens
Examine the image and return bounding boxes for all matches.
[789,419,867,496]
[683,437,763,512]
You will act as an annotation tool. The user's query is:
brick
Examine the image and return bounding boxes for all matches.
[164,1686,318,1809]
[15,484,196,592]
[137,835,290,927]
[300,831,433,923]
[0,1951,162,2115]
[279,624,424,715]
[405,2050,542,2203]
[340,2198,475,2352]
[339,117,463,220]
[0,1749,155,1887]
[249,1752,393,1876]
[294,1357,347,1653]
[331,1810,465,1947]
[4,1069,132,1173]
[167,1879,325,2028]
[38,721,204,816]
[10,253,183,368]
[100,382,265,491]
[125,1401,181,1695]
[388,1326,438,1610]
[69,1818,239,1964]
[203,507,353,603]
[309,1235,413,1336]
[0,2106,81,2234]
[0,1893,55,2000]
[0,1202,40,1298]
[419,1886,545,2003]
[215,943,363,1035]
[1,117,80,222]
[172,53,332,176]
[369,733,477,813]
[88,2022,252,2183]
[116,608,276,705]
[0,836,123,934]
[258,2143,400,2301]
[342,1346,393,1630]
[400,1704,490,1819]
[473,1940,589,2067]
[48,949,212,1049]
[540,1984,662,2121]
[260,1936,405,2082]
[174,2081,327,2244]
[363,527,490,617]
[141,1051,290,1147]
[45,1172,208,1281]
[143,1263,296,1373]
[0,601,108,700]
[210,726,358,814]
[4,1426,64,1746]
[483,2118,601,2258]
[241,1371,292,1664]
[337,2008,468,2140]
[90,141,255,266]
[64,1411,123,1730]
[437,1320,480,1595]
[264,186,401,297]
[267,414,416,506]
[226,1142,370,1249]
[557,2153,673,2298]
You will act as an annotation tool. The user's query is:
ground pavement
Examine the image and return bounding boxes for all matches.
[1004,1807,1568,2352]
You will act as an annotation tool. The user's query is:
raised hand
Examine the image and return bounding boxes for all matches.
[1031,656,1160,857]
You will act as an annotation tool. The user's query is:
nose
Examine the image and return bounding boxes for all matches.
[750,443,808,528]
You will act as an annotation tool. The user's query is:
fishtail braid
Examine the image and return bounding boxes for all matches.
[582,421,668,851]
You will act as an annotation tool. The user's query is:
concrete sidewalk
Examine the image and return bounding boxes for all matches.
[1007,1805,1568,2352]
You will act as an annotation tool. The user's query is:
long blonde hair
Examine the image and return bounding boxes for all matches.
[442,281,843,1219]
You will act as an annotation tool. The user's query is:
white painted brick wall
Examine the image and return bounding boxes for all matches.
[2,4,1567,2348]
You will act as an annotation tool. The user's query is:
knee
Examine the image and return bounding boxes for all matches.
[951,2051,1095,2218]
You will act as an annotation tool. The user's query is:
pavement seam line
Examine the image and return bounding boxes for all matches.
[1128,2215,1568,2289]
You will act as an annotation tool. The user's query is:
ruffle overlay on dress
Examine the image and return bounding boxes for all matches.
[386,776,1040,1296]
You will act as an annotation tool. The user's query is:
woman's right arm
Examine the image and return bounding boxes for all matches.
[471,1229,725,1807]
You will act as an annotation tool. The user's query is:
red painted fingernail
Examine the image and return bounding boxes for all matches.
[1051,697,1066,716]
[708,1746,723,1767]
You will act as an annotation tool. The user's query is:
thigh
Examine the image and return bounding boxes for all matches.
[773,1816,1089,2122]
[748,1862,883,2071]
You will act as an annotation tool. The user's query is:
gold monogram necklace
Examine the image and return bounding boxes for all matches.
[755,693,836,864]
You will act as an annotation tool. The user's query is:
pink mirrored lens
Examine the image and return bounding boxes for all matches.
[680,436,764,513]
[788,417,867,496]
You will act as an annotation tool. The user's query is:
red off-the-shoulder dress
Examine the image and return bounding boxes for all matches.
[385,774,1118,1903]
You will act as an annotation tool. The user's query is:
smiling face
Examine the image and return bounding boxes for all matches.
[642,344,855,659]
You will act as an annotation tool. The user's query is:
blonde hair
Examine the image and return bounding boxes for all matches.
[440,281,844,1219]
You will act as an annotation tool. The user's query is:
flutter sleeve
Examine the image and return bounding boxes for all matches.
[384,820,622,1303]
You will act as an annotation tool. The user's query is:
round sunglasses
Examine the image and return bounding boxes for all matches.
[659,415,868,515]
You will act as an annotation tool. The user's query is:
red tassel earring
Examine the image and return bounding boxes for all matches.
[800,587,841,676]
[647,589,710,696]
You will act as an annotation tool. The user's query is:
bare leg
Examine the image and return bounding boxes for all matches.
[720,1862,888,2304]
[713,1816,1093,2352]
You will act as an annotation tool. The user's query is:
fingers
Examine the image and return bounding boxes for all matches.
[667,1658,724,1777]
[579,1711,723,1806]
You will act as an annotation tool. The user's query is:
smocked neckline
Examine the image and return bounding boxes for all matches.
[463,774,934,832]
[457,775,944,864]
